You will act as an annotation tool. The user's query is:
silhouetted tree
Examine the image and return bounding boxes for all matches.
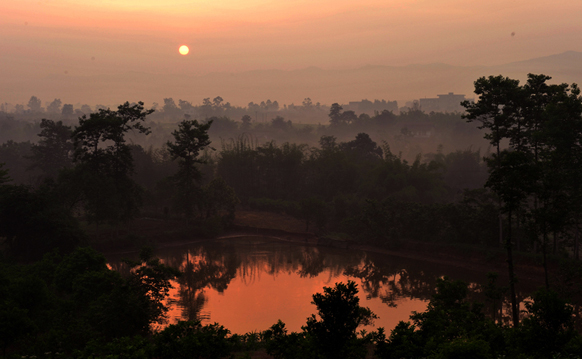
[204,176,239,225]
[303,281,376,359]
[0,162,9,184]
[166,119,213,218]
[328,103,344,126]
[72,101,153,224]
[240,114,252,131]
[464,74,582,326]
[46,98,62,114]
[61,104,74,119]
[29,119,73,179]
[27,96,42,113]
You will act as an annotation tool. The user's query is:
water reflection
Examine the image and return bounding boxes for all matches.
[106,236,537,333]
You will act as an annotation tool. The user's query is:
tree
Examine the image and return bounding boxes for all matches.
[240,114,252,131]
[46,98,62,114]
[328,103,344,126]
[212,96,224,110]
[518,288,577,358]
[342,110,358,125]
[29,119,73,179]
[0,184,82,259]
[462,76,526,327]
[53,246,179,339]
[0,301,34,356]
[271,116,291,131]
[378,277,500,359]
[80,104,92,114]
[0,141,34,184]
[72,101,153,224]
[61,104,74,119]
[178,99,195,112]
[216,135,259,201]
[201,98,213,118]
[27,96,42,113]
[166,119,213,218]
[123,247,182,330]
[153,320,232,359]
[162,98,180,119]
[375,109,396,126]
[0,163,9,185]
[463,74,582,326]
[299,196,328,232]
[203,176,239,226]
[340,133,383,161]
[303,281,376,359]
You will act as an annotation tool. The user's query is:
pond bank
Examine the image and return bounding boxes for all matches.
[89,211,550,289]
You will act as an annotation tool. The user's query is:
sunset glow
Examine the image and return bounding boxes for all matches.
[1,0,581,105]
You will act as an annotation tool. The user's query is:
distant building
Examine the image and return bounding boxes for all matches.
[419,92,468,113]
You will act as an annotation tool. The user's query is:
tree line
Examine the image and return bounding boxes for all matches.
[1,96,484,166]
[1,72,582,356]
[2,253,580,359]
[463,74,582,326]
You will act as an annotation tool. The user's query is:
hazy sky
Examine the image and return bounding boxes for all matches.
[2,0,581,105]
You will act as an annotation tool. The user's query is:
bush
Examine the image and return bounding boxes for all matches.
[153,320,233,359]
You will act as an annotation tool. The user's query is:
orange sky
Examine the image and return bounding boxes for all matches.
[1,0,581,105]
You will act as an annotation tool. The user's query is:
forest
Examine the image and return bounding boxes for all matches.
[1,73,582,358]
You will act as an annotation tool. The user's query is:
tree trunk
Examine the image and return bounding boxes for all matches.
[499,213,504,249]
[497,138,503,249]
[575,224,580,261]
[516,211,521,252]
[542,224,550,290]
[506,210,519,327]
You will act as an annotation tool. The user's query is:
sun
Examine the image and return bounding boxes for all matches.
[179,45,189,56]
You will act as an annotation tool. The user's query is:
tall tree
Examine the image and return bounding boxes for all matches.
[46,98,62,114]
[462,75,526,327]
[303,281,376,359]
[328,103,344,126]
[27,96,42,113]
[166,119,213,218]
[0,163,9,185]
[71,101,153,224]
[29,119,73,179]
[61,104,74,120]
[463,73,582,326]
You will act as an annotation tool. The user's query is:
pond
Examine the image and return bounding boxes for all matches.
[106,235,531,334]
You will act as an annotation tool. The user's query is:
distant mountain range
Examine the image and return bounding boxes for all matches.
[4,51,582,108]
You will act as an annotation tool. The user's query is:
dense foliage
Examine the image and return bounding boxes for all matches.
[1,73,582,357]
[3,268,581,358]
[0,247,178,356]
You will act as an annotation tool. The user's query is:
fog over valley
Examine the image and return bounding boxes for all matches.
[4,0,582,357]
[2,51,582,108]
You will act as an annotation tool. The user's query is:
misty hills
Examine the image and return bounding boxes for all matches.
[4,51,582,108]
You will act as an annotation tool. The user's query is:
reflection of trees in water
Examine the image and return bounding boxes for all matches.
[107,238,542,325]
[163,242,241,322]
[345,254,536,324]
[232,240,358,283]
[151,243,240,320]
[298,249,327,278]
[344,258,435,307]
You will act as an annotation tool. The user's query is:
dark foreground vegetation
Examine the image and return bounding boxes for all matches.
[2,253,582,359]
[2,73,582,357]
